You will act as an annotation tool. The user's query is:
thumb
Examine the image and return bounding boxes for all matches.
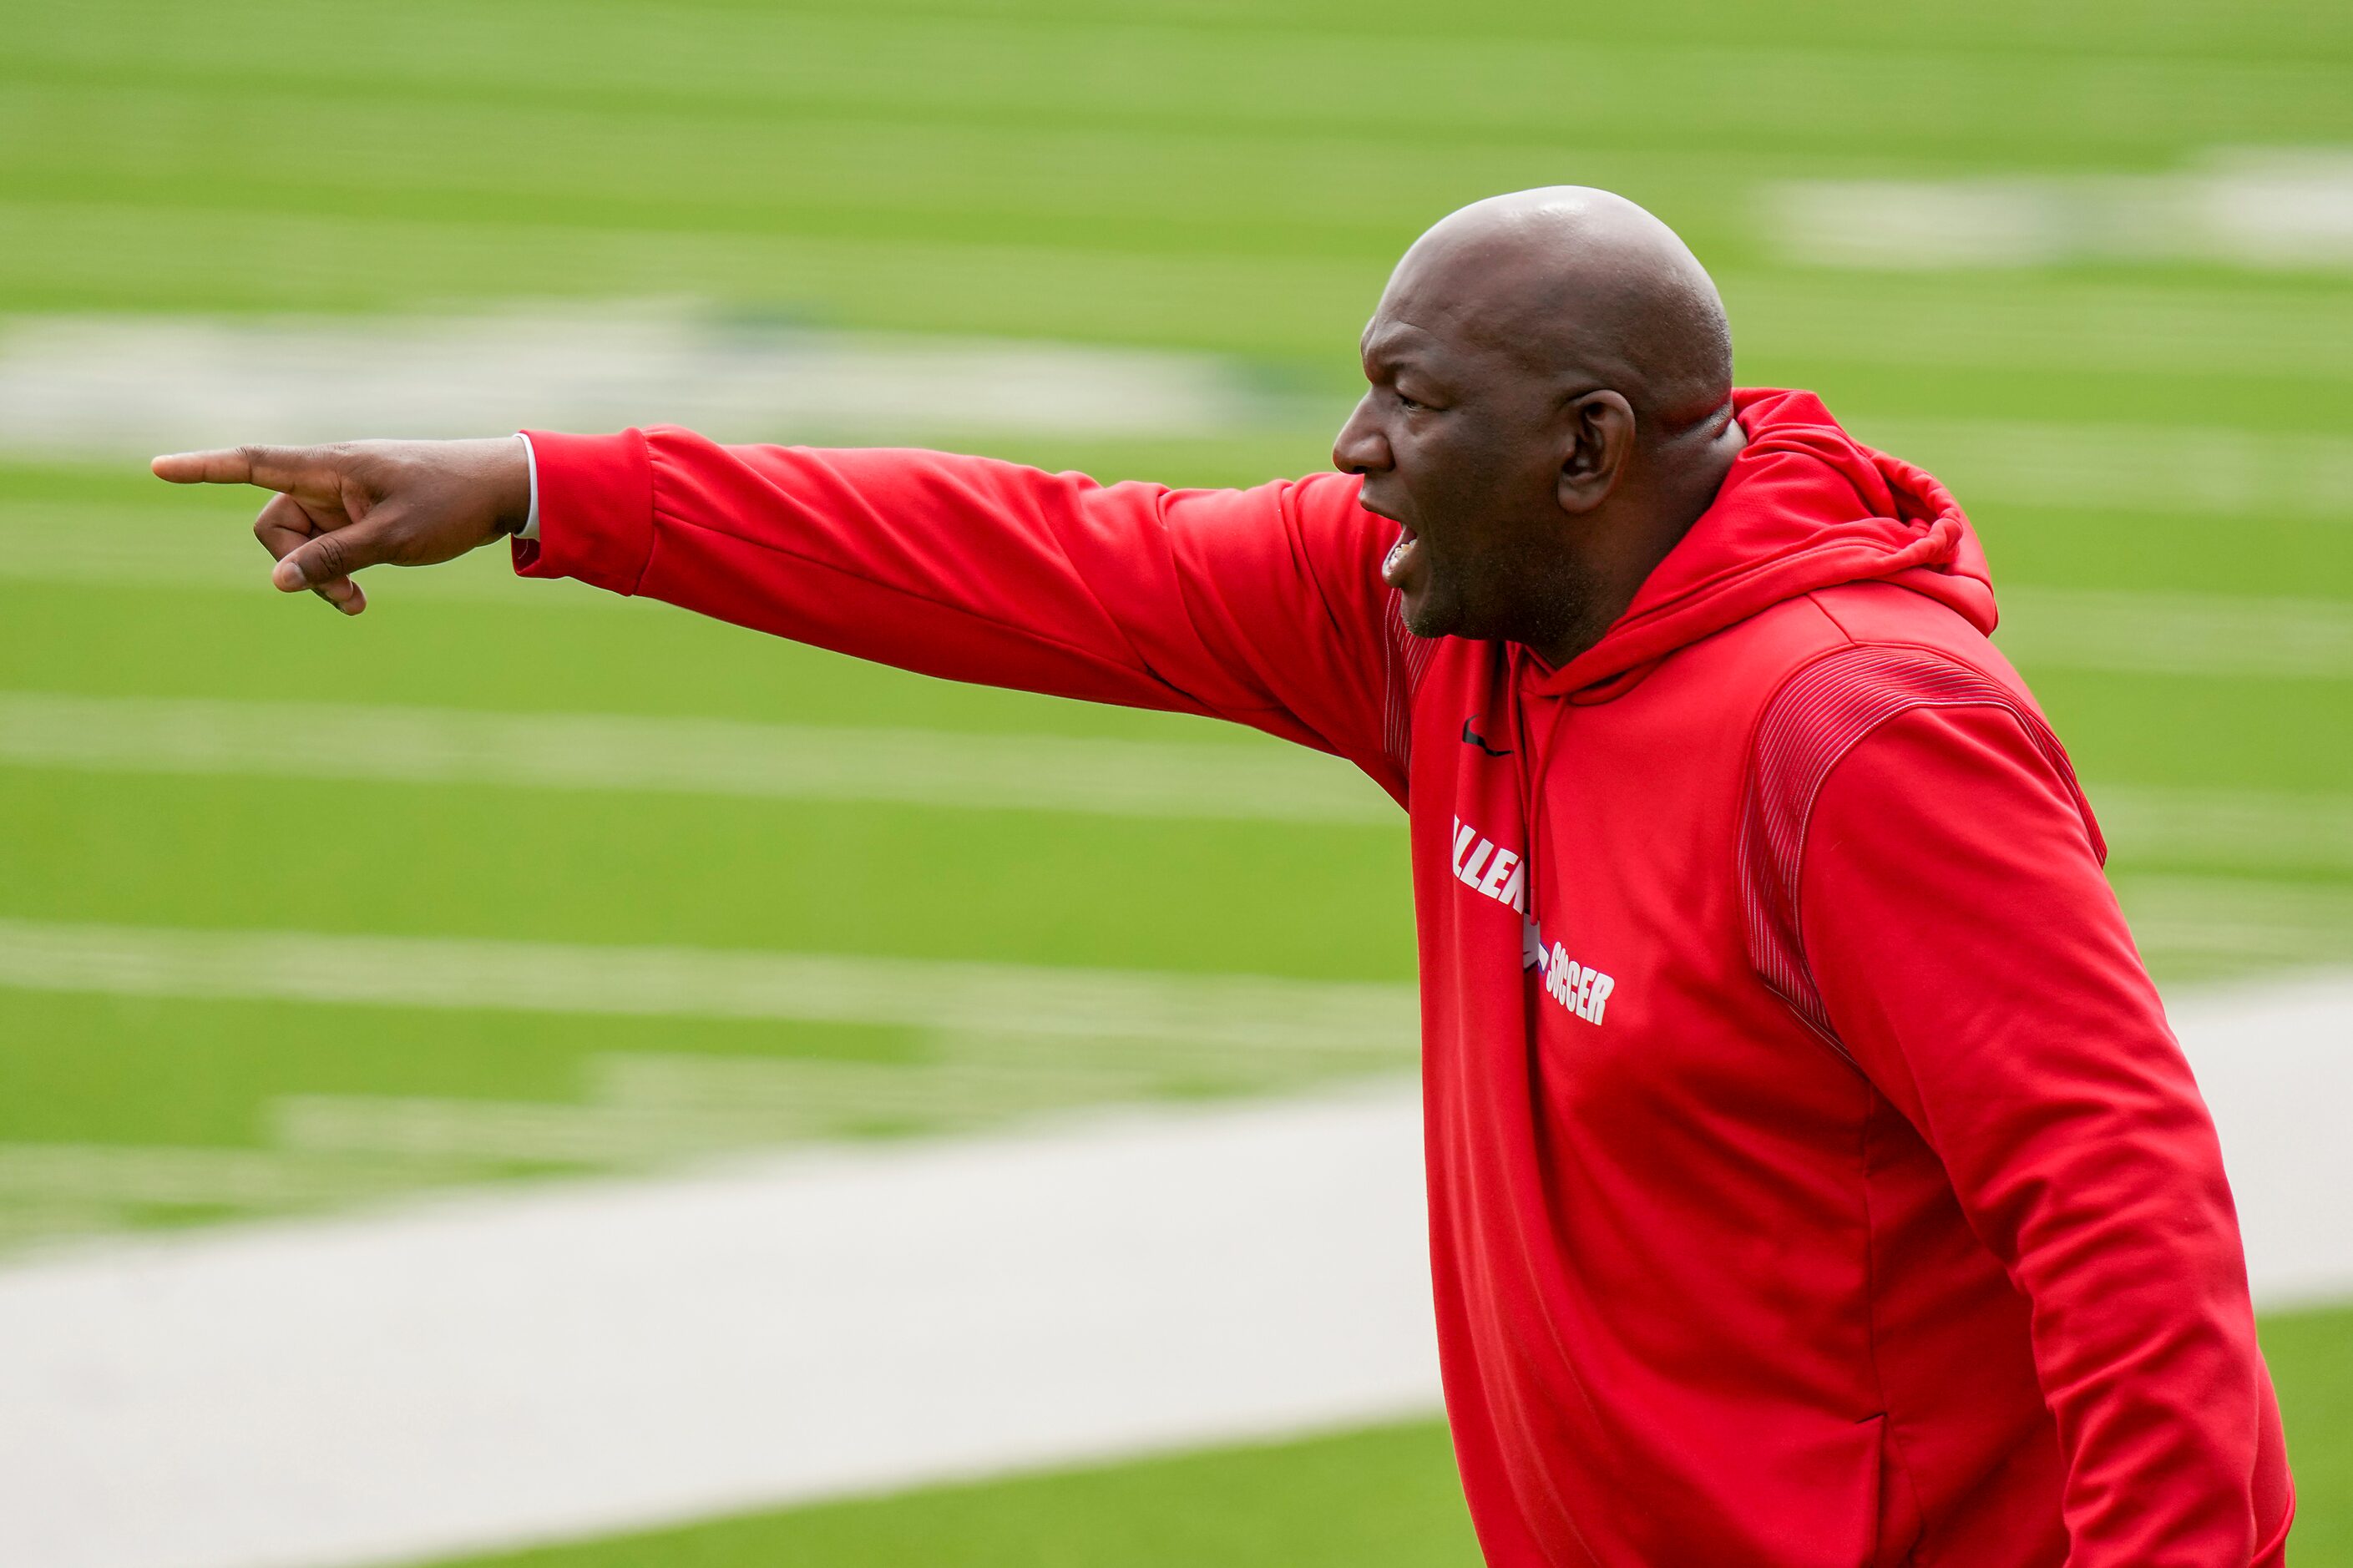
[274,515,396,610]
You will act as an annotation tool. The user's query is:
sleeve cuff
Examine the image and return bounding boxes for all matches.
[515,432,541,540]
[510,427,657,594]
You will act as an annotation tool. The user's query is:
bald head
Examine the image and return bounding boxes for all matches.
[1387,187,1733,440]
[1334,187,1744,665]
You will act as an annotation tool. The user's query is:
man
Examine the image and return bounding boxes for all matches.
[154,189,2290,1564]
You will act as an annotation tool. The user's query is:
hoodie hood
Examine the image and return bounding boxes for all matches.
[1536,387,1995,698]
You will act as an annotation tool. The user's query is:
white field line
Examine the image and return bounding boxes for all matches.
[0,1200,120,1251]
[0,975,2345,1568]
[266,1097,965,1166]
[0,308,1305,460]
[10,193,2353,381]
[0,691,1394,824]
[0,1034,1409,1231]
[8,694,2353,861]
[585,1034,1401,1105]
[1768,150,2353,272]
[0,1146,455,1210]
[18,503,2353,685]
[124,870,2353,1174]
[1,501,614,605]
[0,918,1417,1054]
[0,894,2341,1215]
[272,1037,1408,1165]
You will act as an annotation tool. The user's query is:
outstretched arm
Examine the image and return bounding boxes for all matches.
[154,430,1409,791]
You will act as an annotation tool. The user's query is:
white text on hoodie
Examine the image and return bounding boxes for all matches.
[1454,816,1617,1026]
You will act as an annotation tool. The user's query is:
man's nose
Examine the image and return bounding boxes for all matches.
[1331,396,1392,475]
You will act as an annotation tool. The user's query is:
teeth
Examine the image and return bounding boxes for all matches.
[1381,529,1419,586]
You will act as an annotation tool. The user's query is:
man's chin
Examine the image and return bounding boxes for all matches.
[1398,586,1457,640]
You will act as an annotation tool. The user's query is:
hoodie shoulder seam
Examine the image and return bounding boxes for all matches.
[1798,589,1865,647]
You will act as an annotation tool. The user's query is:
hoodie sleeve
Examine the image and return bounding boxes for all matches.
[512,427,1409,799]
[1785,675,2283,1565]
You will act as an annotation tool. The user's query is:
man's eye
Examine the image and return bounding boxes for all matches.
[1395,391,1424,412]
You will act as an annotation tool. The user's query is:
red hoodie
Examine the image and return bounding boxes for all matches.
[517,388,2291,1565]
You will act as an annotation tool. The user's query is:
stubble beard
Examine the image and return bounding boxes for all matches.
[1404,549,1600,664]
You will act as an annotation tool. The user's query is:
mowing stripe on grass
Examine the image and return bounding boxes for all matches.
[1997,589,2353,680]
[1855,421,2353,520]
[0,918,1417,1050]
[2091,786,2353,873]
[2112,876,2353,961]
[1724,273,2353,382]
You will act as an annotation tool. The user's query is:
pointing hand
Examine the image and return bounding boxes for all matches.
[150,437,534,616]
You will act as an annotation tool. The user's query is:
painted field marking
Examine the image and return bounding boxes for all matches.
[0,897,2333,1046]
[0,308,1303,460]
[0,1145,453,1211]
[0,1034,1411,1237]
[0,918,1416,1050]
[6,695,2353,850]
[0,895,2341,1247]
[2,500,612,605]
[1768,151,2353,272]
[0,916,1416,1249]
[0,690,1394,823]
[272,1032,1404,1166]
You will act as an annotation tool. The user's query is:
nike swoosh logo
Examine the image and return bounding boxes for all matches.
[1461,721,1511,757]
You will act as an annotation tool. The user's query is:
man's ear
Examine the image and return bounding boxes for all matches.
[1556,390,1636,514]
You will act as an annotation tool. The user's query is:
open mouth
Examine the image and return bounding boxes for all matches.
[1381,524,1424,589]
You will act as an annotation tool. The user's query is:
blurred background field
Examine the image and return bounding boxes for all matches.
[2,0,2349,1563]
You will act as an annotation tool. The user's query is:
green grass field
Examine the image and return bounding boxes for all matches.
[4,0,2350,1560]
[431,1301,2353,1567]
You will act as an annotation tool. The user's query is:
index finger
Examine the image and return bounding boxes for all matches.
[149,444,327,492]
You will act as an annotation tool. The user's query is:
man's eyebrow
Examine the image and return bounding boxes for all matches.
[1359,335,1421,377]
[1375,350,1452,392]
